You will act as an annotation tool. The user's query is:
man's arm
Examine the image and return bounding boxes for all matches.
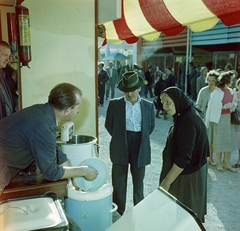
[150,103,155,134]
[105,101,114,135]
[60,160,98,181]
[103,71,109,83]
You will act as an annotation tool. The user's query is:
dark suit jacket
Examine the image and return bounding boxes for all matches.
[105,67,118,84]
[144,69,153,86]
[166,73,176,87]
[98,69,109,87]
[105,97,155,168]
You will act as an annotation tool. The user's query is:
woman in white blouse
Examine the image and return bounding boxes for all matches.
[196,70,219,166]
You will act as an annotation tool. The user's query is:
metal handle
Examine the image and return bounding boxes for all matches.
[109,202,118,213]
[93,143,100,157]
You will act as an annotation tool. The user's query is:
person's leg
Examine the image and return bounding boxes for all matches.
[101,85,106,105]
[192,83,197,101]
[145,86,149,97]
[127,131,143,206]
[224,152,237,172]
[216,152,223,172]
[98,87,104,105]
[130,165,145,206]
[208,145,216,166]
[233,150,240,168]
[110,81,115,99]
[112,163,128,215]
[105,82,110,100]
[149,84,154,98]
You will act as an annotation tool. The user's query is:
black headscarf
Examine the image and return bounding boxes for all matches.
[161,87,193,119]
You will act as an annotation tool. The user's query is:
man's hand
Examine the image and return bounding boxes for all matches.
[82,166,98,181]
[61,165,98,180]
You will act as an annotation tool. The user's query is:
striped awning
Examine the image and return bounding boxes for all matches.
[100,0,240,44]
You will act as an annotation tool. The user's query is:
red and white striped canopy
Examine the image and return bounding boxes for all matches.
[101,0,240,44]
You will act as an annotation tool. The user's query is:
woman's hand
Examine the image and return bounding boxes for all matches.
[160,179,171,191]
[159,164,184,192]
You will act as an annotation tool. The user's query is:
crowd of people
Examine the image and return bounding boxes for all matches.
[99,61,177,119]
[100,59,239,223]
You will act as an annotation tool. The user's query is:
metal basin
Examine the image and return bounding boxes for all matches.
[69,135,97,144]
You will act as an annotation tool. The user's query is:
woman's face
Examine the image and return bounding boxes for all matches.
[161,95,176,116]
[207,76,216,87]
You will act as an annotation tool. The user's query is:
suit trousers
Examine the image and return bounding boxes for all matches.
[105,78,115,99]
[98,85,105,105]
[112,131,146,215]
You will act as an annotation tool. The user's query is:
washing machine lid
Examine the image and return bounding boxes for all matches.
[74,158,108,192]
[0,197,61,231]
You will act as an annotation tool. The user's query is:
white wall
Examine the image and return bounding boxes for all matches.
[20,0,97,136]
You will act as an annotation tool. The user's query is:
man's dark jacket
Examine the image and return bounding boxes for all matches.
[105,97,155,168]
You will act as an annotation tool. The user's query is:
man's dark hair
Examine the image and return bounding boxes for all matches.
[48,83,82,110]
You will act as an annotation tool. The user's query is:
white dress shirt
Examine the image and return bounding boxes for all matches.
[124,96,142,132]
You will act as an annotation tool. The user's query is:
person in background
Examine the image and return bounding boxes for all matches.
[144,64,154,98]
[3,54,18,112]
[159,87,209,223]
[225,62,239,89]
[205,71,237,173]
[0,83,98,196]
[225,63,234,81]
[189,62,198,101]
[105,61,118,100]
[179,62,186,92]
[233,78,240,168]
[154,66,161,83]
[105,71,155,216]
[98,61,109,107]
[196,66,208,94]
[117,64,122,82]
[133,63,147,98]
[154,73,167,119]
[0,41,15,119]
[196,70,219,166]
[165,66,176,88]
[119,64,130,80]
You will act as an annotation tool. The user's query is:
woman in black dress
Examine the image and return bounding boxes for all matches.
[159,87,209,223]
